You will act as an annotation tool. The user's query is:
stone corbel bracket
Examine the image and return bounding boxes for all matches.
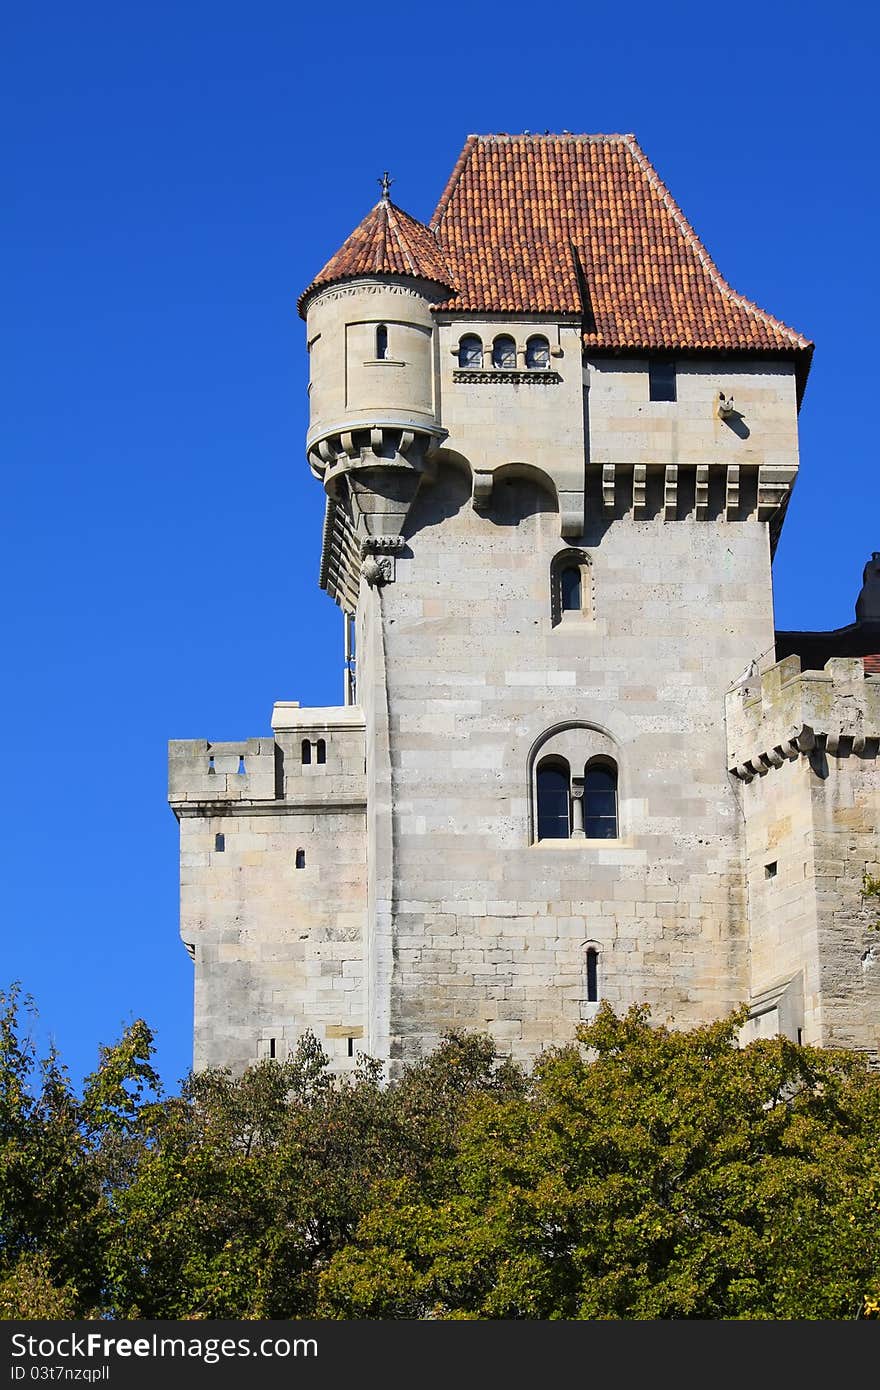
[471,470,493,512]
[730,724,815,783]
[360,534,406,587]
[731,723,880,782]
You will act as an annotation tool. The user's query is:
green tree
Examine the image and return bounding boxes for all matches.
[0,985,161,1317]
[3,987,880,1320]
[318,1007,880,1320]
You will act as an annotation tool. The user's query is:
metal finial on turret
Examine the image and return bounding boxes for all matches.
[378,171,394,201]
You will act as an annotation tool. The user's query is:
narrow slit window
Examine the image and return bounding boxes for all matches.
[207,754,215,774]
[237,755,246,775]
[347,1037,354,1058]
[214,833,225,852]
[649,360,676,401]
[536,759,571,840]
[586,947,599,1002]
[376,324,388,360]
[301,740,312,765]
[316,739,327,765]
[269,1037,276,1060]
[295,848,306,869]
[584,762,618,839]
[560,566,582,612]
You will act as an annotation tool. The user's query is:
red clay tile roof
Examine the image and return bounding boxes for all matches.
[298,198,454,315]
[431,134,813,362]
[299,135,813,381]
[865,653,880,675]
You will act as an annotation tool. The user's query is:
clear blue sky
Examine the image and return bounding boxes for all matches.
[4,2,878,1090]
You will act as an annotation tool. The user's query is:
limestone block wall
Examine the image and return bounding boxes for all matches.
[169,715,368,1074]
[434,318,586,523]
[356,464,776,1066]
[727,656,880,1055]
[586,359,799,472]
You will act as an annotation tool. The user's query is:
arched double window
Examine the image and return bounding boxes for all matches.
[458,334,483,368]
[492,335,517,369]
[525,335,550,369]
[533,738,619,842]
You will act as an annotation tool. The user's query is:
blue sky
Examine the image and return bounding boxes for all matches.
[4,2,878,1090]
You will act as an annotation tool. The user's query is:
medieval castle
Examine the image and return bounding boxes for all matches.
[169,134,880,1073]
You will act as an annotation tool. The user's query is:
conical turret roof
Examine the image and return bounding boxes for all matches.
[298,198,455,316]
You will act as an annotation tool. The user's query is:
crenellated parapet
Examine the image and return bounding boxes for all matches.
[168,738,278,805]
[727,655,880,783]
[168,705,366,817]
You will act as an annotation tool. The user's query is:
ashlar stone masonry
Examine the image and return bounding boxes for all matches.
[170,134,879,1072]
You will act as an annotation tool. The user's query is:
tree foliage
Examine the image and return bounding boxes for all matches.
[1,985,879,1320]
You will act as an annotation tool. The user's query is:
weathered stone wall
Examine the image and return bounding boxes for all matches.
[170,713,367,1074]
[356,462,776,1065]
[727,656,880,1054]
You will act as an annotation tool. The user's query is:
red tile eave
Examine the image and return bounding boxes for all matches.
[428,134,812,359]
[865,653,880,675]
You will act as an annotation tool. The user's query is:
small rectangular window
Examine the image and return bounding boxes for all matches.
[269,1037,276,1060]
[649,360,676,401]
[765,861,778,879]
[214,833,225,852]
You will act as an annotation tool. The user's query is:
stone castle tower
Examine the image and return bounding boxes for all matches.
[169,134,880,1072]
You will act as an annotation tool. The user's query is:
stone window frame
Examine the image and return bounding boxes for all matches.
[458,333,484,368]
[550,547,593,626]
[525,333,551,369]
[491,333,518,369]
[527,721,622,845]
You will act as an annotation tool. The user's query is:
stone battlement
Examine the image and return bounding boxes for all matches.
[726,655,880,783]
[169,705,366,812]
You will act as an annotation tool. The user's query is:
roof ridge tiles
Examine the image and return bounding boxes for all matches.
[620,135,812,351]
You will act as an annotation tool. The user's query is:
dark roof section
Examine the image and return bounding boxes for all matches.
[430,134,813,390]
[298,199,455,316]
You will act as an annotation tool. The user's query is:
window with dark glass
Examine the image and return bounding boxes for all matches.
[526,335,550,369]
[560,566,582,612]
[458,334,483,368]
[536,759,571,840]
[649,360,676,401]
[586,947,599,1002]
[301,739,312,765]
[376,324,389,360]
[492,335,517,369]
[584,762,618,838]
[316,739,326,765]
